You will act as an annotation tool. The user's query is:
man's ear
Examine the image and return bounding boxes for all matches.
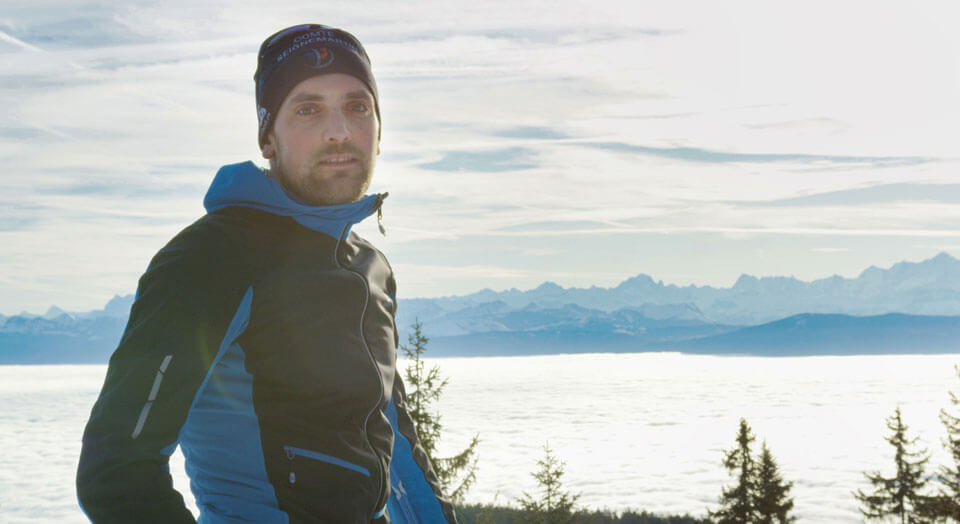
[261,133,276,159]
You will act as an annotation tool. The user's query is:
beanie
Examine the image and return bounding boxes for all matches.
[254,24,379,147]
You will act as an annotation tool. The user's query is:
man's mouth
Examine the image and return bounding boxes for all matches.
[318,155,357,166]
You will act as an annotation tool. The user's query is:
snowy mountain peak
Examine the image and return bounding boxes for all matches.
[534,281,564,292]
[615,273,658,290]
[907,251,960,274]
[102,294,134,318]
[43,306,70,320]
[732,274,759,289]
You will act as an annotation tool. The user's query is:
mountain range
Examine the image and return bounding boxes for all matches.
[397,252,960,331]
[3,253,960,363]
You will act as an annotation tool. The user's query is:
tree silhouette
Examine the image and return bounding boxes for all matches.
[754,442,795,524]
[917,365,960,522]
[854,406,931,524]
[401,319,479,503]
[709,418,758,524]
[517,443,583,524]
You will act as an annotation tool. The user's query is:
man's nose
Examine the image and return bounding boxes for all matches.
[323,110,351,143]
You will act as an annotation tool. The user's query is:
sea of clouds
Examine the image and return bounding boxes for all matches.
[2,352,958,523]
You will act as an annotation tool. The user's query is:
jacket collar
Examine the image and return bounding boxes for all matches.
[203,161,385,239]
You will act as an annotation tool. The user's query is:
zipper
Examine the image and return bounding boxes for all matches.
[334,214,389,518]
[392,476,420,524]
[377,195,387,236]
[283,445,371,478]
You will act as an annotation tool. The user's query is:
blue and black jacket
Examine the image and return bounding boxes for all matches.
[77,161,457,524]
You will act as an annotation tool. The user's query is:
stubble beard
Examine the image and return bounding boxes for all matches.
[272,144,373,206]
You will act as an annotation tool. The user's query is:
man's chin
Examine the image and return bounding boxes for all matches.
[305,183,369,206]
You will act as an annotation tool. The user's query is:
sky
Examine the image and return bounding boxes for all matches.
[2,0,960,315]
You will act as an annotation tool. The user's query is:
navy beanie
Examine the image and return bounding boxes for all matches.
[254,24,379,147]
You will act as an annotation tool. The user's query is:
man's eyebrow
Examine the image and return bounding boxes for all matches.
[289,93,325,104]
[344,89,373,100]
[288,90,372,103]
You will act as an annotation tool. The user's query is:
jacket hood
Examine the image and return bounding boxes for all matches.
[203,161,385,239]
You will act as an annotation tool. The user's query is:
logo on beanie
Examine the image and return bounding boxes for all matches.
[267,24,313,47]
[257,106,270,132]
[304,47,334,69]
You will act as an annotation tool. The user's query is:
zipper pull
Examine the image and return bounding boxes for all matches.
[376,192,388,236]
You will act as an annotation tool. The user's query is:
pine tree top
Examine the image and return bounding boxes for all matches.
[517,443,583,524]
[854,406,932,523]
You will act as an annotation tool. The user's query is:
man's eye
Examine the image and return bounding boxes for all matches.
[350,102,369,113]
[296,106,317,116]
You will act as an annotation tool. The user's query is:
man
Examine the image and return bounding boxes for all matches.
[77,24,458,524]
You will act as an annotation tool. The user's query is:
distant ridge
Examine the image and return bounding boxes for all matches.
[0,294,132,364]
[420,313,960,357]
[675,313,960,356]
[4,254,960,363]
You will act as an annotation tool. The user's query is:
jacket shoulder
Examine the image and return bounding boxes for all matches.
[139,208,280,295]
[152,207,284,268]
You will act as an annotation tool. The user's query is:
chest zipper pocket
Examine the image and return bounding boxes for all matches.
[283,445,371,484]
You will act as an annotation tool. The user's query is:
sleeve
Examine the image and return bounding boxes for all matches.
[384,376,459,524]
[76,224,250,524]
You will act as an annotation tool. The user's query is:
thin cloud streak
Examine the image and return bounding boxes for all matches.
[393,263,627,286]
[469,228,960,239]
[0,29,43,52]
[579,141,935,167]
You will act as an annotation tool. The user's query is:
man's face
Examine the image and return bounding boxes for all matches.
[261,73,379,206]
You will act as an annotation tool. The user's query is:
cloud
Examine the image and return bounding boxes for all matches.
[578,142,934,168]
[735,183,960,207]
[0,126,45,139]
[418,147,539,172]
[482,226,960,239]
[392,262,627,295]
[0,216,40,232]
[490,126,567,140]
[744,117,849,131]
[0,28,43,52]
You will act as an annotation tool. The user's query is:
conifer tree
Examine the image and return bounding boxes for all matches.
[517,443,583,524]
[475,510,497,524]
[401,319,480,503]
[917,365,960,522]
[854,406,931,524]
[754,442,795,524]
[475,499,499,524]
[709,418,758,524]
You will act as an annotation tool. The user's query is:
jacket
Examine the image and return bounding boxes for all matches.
[77,161,457,524]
